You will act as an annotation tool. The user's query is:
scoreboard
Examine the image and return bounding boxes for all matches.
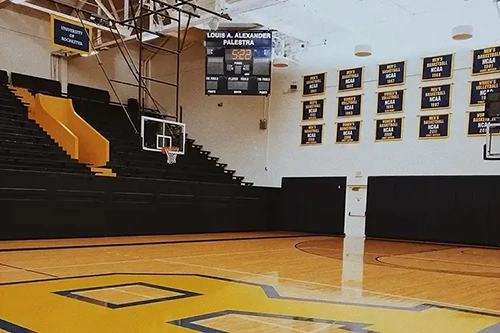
[205,30,272,96]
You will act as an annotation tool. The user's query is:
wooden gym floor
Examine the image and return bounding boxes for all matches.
[0,231,499,332]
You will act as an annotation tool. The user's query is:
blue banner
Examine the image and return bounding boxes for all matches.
[301,124,323,145]
[421,84,452,110]
[418,114,450,139]
[302,99,325,121]
[375,117,403,142]
[472,46,500,75]
[467,111,494,136]
[422,54,453,81]
[377,89,404,114]
[303,73,326,96]
[338,67,363,92]
[469,78,500,106]
[51,15,91,54]
[336,121,361,144]
[378,61,405,87]
[337,95,362,117]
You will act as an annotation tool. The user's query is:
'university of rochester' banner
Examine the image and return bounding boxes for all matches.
[50,15,92,55]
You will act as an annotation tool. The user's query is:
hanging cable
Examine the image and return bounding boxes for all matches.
[74,10,139,134]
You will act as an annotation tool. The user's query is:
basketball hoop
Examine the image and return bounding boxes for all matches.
[161,146,179,164]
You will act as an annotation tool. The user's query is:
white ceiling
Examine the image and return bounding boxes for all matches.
[228,0,500,64]
[6,0,500,65]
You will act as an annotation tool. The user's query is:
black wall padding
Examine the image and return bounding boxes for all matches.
[0,70,8,85]
[0,169,280,240]
[67,83,110,103]
[11,72,61,96]
[366,176,500,247]
[281,176,347,235]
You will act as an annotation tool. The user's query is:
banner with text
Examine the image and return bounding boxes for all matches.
[337,95,362,117]
[377,89,404,114]
[302,99,325,121]
[378,61,405,87]
[50,15,92,55]
[467,111,497,136]
[472,46,500,75]
[421,84,452,110]
[338,67,363,92]
[375,117,403,142]
[418,114,450,139]
[422,53,453,81]
[336,121,361,144]
[301,124,323,145]
[469,78,500,106]
[303,73,326,96]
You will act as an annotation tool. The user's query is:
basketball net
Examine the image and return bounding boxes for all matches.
[161,146,179,164]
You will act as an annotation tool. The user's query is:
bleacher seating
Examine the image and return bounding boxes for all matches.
[72,98,248,184]
[0,68,251,185]
[0,82,92,175]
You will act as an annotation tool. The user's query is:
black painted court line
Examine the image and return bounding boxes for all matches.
[0,234,324,253]
[0,262,58,278]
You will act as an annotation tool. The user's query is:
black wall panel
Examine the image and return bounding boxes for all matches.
[0,170,280,240]
[11,72,61,96]
[282,177,346,235]
[366,176,500,247]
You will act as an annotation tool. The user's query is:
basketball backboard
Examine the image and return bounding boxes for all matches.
[140,116,186,155]
[483,121,500,160]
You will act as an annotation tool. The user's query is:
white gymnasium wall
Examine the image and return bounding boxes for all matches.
[266,48,500,187]
[67,47,138,102]
[152,43,270,185]
[0,10,52,79]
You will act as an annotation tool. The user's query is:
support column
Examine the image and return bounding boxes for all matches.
[344,174,367,238]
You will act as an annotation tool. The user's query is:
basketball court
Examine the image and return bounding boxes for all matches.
[0,233,499,332]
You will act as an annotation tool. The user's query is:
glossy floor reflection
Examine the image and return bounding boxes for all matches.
[0,232,499,332]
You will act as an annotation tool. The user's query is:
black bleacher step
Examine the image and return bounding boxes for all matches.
[186,138,195,144]
[0,156,89,171]
[0,147,75,161]
[0,140,65,153]
[0,130,52,142]
[0,118,40,129]
[110,162,232,180]
[192,144,203,149]
[0,163,89,175]
[207,156,219,162]
[242,182,253,186]
[233,176,244,181]
[200,150,210,156]
[215,163,227,168]
[224,169,236,175]
[0,123,42,134]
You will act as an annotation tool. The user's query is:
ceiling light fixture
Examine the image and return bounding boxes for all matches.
[452,25,473,40]
[354,44,372,57]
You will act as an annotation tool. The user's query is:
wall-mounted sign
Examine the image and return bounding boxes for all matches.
[472,46,500,75]
[338,67,363,92]
[420,84,452,110]
[375,117,404,142]
[336,120,361,144]
[302,99,325,121]
[467,111,498,136]
[337,95,362,117]
[421,53,454,81]
[418,114,450,139]
[377,61,405,87]
[376,89,404,114]
[300,124,323,145]
[469,78,500,106]
[302,73,326,96]
[50,15,92,55]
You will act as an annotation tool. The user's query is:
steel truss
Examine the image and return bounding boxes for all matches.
[46,0,231,134]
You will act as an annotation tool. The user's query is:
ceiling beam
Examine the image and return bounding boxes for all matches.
[14,1,122,35]
[93,0,116,19]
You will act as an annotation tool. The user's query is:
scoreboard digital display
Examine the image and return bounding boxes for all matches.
[205,30,272,96]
